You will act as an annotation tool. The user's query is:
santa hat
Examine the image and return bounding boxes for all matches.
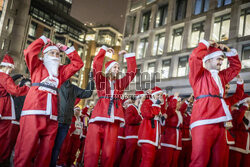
[135,91,145,98]
[203,46,224,63]
[122,98,130,105]
[105,60,118,74]
[151,86,163,96]
[42,44,59,54]
[1,54,14,68]
[74,106,81,112]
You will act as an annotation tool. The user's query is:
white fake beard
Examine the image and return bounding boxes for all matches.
[6,68,11,75]
[43,54,60,77]
[245,110,250,120]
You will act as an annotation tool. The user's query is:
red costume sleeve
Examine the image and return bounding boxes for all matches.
[220,50,241,84]
[1,75,29,96]
[189,40,209,87]
[69,117,76,134]
[225,83,244,107]
[166,96,177,117]
[141,100,161,119]
[179,101,188,114]
[125,106,142,125]
[232,105,248,124]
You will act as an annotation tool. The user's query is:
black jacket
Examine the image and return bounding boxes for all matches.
[58,80,94,125]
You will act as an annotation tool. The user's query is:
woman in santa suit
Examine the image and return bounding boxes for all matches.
[159,93,189,167]
[138,86,166,167]
[0,54,30,165]
[14,35,83,167]
[84,47,137,167]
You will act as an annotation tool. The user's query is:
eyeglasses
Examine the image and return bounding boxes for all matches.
[47,51,60,57]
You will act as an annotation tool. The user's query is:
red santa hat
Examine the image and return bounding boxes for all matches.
[1,54,14,68]
[202,46,224,63]
[135,91,145,98]
[122,98,130,105]
[42,43,59,54]
[74,106,81,112]
[105,60,118,74]
[151,86,163,96]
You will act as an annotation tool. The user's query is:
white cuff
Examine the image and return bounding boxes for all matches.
[225,49,238,57]
[152,104,161,108]
[185,100,189,105]
[237,80,244,85]
[65,46,75,55]
[200,40,210,49]
[243,103,249,108]
[101,45,108,51]
[124,53,135,59]
[40,35,48,44]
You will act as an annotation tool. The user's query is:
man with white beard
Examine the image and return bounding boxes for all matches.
[14,35,84,167]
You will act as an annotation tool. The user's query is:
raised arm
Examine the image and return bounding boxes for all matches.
[189,40,210,86]
[59,46,84,84]
[125,106,142,125]
[225,82,244,107]
[24,36,47,75]
[141,100,161,120]
[74,80,94,99]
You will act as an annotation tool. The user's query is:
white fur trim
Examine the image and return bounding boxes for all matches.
[225,49,238,57]
[151,90,163,96]
[105,61,118,74]
[101,45,108,51]
[124,53,135,59]
[243,103,249,108]
[11,120,20,125]
[118,136,126,139]
[152,104,161,108]
[125,135,138,139]
[203,51,224,63]
[160,143,182,150]
[0,116,13,120]
[182,138,192,141]
[89,116,125,127]
[229,146,250,154]
[185,100,189,105]
[43,46,59,53]
[40,35,48,44]
[200,40,210,49]
[190,116,230,129]
[65,46,75,54]
[138,120,159,147]
[0,62,14,68]
[237,80,244,85]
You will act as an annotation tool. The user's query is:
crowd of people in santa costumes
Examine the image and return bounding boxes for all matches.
[1,32,250,167]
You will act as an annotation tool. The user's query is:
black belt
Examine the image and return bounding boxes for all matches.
[32,83,58,92]
[195,94,222,100]
[99,96,119,116]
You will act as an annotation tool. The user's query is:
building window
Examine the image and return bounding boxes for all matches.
[6,18,10,30]
[212,14,230,42]
[43,27,50,38]
[162,59,171,78]
[194,0,209,15]
[124,41,134,62]
[98,30,115,46]
[1,39,5,50]
[153,33,165,56]
[140,11,151,33]
[131,15,136,35]
[171,27,184,51]
[242,45,250,68]
[78,46,84,60]
[239,8,250,37]
[175,0,187,21]
[28,21,38,38]
[217,0,232,8]
[190,21,205,47]
[177,56,189,77]
[138,38,148,59]
[155,4,168,28]
[148,62,156,74]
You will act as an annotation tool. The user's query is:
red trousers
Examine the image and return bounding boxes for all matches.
[140,143,157,167]
[57,131,71,165]
[189,124,227,167]
[77,138,86,163]
[229,150,250,167]
[0,122,20,163]
[0,120,11,163]
[67,134,81,166]
[160,146,180,167]
[179,140,192,167]
[120,139,141,167]
[84,122,119,167]
[14,115,58,167]
[113,138,126,167]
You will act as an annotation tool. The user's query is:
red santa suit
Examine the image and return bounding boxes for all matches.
[121,91,144,167]
[0,55,29,163]
[77,106,90,164]
[160,95,188,167]
[138,87,165,167]
[229,95,250,167]
[188,40,241,167]
[14,35,83,167]
[84,46,137,167]
[223,81,244,166]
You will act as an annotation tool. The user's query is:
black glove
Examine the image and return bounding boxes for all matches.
[155,99,161,105]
